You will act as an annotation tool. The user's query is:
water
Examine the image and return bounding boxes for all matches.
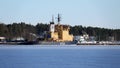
[0,45,120,68]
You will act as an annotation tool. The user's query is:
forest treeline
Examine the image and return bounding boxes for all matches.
[0,22,120,41]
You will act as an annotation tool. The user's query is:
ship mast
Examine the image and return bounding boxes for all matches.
[52,15,54,23]
[57,14,61,25]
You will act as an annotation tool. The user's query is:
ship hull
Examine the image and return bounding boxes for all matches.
[38,41,76,45]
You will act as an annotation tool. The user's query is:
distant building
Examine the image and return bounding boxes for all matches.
[74,35,97,44]
[74,33,89,41]
[108,36,115,41]
[89,36,96,41]
[12,37,25,42]
[0,37,6,42]
[83,34,89,41]
[74,36,85,42]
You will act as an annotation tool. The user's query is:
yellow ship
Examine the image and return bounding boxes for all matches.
[36,14,76,45]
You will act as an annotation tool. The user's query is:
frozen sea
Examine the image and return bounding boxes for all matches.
[0,45,120,68]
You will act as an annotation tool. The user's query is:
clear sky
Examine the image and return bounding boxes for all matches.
[0,0,120,29]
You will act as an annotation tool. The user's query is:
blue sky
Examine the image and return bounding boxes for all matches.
[0,0,120,29]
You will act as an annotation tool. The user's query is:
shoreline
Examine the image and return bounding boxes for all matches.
[0,41,120,45]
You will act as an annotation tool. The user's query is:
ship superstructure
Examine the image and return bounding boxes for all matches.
[48,14,73,42]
